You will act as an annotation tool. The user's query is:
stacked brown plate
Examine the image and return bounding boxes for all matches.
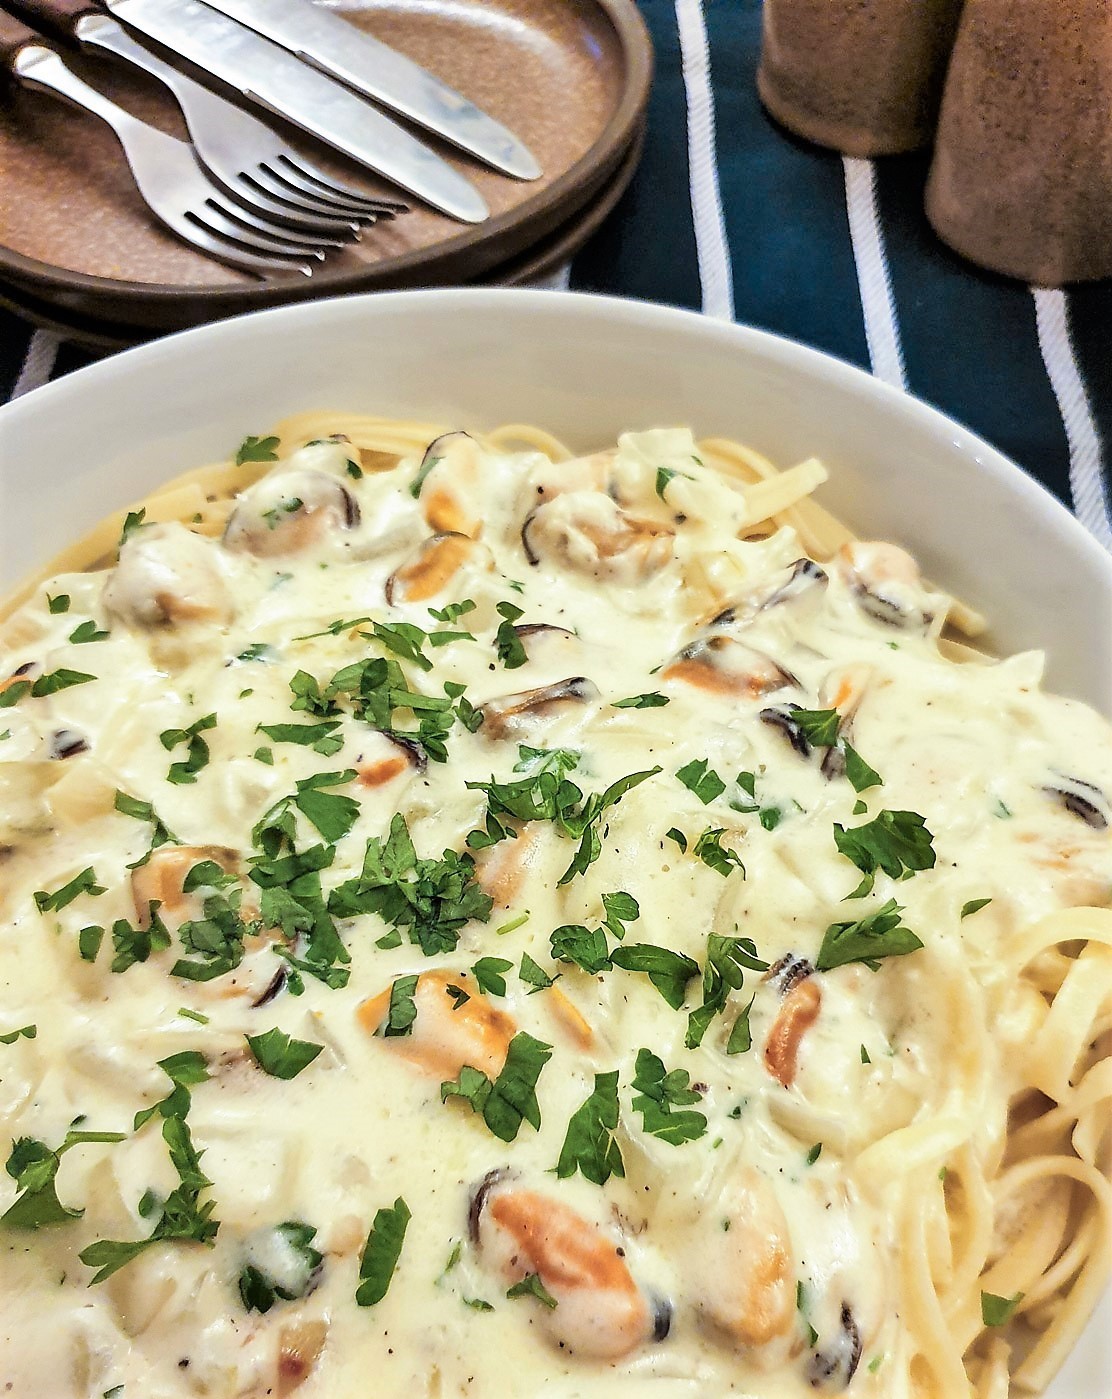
[0,0,651,348]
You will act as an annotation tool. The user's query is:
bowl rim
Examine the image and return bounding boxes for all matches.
[3,285,1109,594]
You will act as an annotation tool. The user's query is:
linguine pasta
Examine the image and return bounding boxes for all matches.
[0,415,1108,1399]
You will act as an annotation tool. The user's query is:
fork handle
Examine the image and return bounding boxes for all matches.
[2,0,98,41]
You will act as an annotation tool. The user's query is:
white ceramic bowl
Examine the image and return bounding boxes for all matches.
[1,290,1109,1395]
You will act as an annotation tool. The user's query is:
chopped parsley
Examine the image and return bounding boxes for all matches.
[409,450,442,499]
[356,1198,411,1306]
[961,898,992,919]
[235,434,280,465]
[655,465,693,498]
[114,790,180,854]
[239,1221,322,1312]
[676,758,726,805]
[833,809,936,897]
[612,692,670,709]
[630,1049,706,1144]
[518,952,557,993]
[246,1028,323,1079]
[692,827,746,878]
[0,1024,36,1045]
[805,1142,823,1165]
[467,766,660,885]
[815,898,924,972]
[471,957,513,998]
[329,813,491,957]
[81,1054,218,1282]
[609,943,699,1009]
[506,1272,558,1309]
[494,602,527,669]
[429,599,477,625]
[118,508,147,547]
[981,1291,1024,1327]
[686,934,768,1049]
[68,620,109,644]
[555,1071,624,1185]
[1,1126,125,1231]
[30,668,96,697]
[440,1032,552,1142]
[160,713,217,785]
[726,995,756,1055]
[257,719,344,757]
[47,593,70,613]
[381,975,420,1037]
[34,866,106,913]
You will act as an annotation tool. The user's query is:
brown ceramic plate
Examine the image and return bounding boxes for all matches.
[0,123,645,354]
[0,0,651,331]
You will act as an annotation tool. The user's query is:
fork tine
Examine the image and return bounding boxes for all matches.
[204,191,351,251]
[217,174,363,237]
[244,165,380,222]
[178,215,315,277]
[191,199,331,259]
[271,155,407,216]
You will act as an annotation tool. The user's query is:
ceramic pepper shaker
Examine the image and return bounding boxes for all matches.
[757,0,966,156]
[925,0,1112,285]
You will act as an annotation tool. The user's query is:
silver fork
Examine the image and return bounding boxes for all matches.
[8,36,339,276]
[15,0,407,230]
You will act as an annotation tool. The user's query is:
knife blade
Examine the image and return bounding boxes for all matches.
[102,0,488,222]
[195,0,540,181]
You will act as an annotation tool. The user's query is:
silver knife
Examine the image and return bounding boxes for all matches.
[195,0,540,181]
[102,0,488,222]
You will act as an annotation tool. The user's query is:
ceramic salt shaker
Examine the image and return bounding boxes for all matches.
[925,0,1112,285]
[757,0,966,156]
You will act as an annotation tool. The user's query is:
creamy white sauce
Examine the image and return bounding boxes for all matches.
[0,428,1109,1398]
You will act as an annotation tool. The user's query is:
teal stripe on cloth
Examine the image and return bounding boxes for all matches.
[571,1,701,311]
[871,153,1074,511]
[702,0,868,369]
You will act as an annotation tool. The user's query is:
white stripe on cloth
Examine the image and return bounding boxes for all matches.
[1032,287,1112,551]
[11,329,61,400]
[842,157,908,392]
[674,0,734,321]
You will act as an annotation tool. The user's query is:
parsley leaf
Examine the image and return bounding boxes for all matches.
[686,934,768,1049]
[34,866,105,913]
[610,943,699,1010]
[381,974,419,1037]
[409,450,442,499]
[440,1032,552,1142]
[31,668,96,697]
[612,692,670,709]
[160,713,217,785]
[630,1048,706,1145]
[1,1127,125,1231]
[676,758,726,805]
[356,1198,411,1306]
[655,465,693,498]
[518,952,556,993]
[601,890,639,938]
[257,719,344,756]
[114,790,180,853]
[246,1028,323,1079]
[239,1221,322,1312]
[494,602,527,670]
[692,827,746,878]
[47,594,70,614]
[291,770,361,842]
[842,742,882,793]
[0,1025,35,1045]
[506,1272,558,1309]
[68,620,109,644]
[833,809,936,896]
[118,508,147,547]
[556,1070,625,1185]
[815,898,924,972]
[981,1291,1024,1327]
[513,744,580,778]
[429,599,477,624]
[550,923,612,975]
[791,708,841,747]
[235,434,280,465]
[961,898,992,919]
[471,957,513,997]
[726,995,756,1054]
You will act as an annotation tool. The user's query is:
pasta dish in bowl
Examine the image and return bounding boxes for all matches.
[0,291,1109,1398]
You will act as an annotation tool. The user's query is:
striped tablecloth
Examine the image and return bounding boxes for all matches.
[2,0,1111,553]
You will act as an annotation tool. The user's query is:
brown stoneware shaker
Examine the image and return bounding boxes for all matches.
[925,0,1112,285]
[757,0,966,156]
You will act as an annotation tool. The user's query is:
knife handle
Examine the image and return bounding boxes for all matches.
[2,0,96,42]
